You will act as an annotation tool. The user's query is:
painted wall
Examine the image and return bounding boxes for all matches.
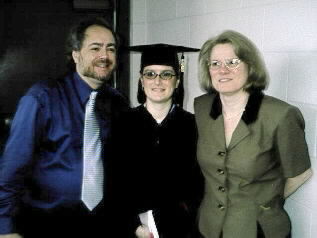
[130,0,317,237]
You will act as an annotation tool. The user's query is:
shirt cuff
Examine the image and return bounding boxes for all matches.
[0,216,14,234]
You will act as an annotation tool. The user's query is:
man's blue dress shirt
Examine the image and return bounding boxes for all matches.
[0,72,109,234]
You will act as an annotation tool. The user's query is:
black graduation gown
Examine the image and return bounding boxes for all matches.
[115,105,204,238]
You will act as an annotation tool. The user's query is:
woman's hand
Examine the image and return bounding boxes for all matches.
[284,168,313,198]
[135,225,154,238]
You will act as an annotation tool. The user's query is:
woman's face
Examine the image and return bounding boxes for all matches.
[141,65,179,104]
[209,43,248,96]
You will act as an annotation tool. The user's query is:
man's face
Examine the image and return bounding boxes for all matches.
[72,25,116,89]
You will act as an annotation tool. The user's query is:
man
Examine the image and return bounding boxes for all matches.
[0,17,129,238]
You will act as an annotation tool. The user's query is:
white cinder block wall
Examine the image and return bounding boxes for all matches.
[130,0,317,237]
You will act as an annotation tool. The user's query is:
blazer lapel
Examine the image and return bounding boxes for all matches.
[210,115,227,149]
[228,120,250,150]
[208,92,263,150]
[227,92,264,149]
[204,93,226,149]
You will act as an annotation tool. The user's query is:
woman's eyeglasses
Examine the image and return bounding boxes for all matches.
[142,71,176,81]
[207,58,241,71]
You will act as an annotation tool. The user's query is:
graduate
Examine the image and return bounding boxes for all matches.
[114,44,204,238]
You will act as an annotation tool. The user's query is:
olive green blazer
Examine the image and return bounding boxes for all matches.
[194,92,311,238]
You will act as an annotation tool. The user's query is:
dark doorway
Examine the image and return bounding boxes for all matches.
[0,0,130,151]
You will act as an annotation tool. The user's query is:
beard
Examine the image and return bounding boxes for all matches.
[82,58,115,82]
[83,69,109,82]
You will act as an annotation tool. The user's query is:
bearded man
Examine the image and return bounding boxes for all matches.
[0,17,129,238]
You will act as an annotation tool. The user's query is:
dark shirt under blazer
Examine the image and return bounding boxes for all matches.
[194,92,310,238]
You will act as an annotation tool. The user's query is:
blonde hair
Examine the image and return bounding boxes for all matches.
[199,30,269,93]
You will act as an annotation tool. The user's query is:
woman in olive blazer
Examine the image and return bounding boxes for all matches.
[194,30,312,238]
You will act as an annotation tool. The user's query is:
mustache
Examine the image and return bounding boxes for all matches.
[94,58,113,66]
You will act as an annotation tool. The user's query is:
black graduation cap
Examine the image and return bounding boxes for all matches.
[128,43,199,72]
[128,43,200,107]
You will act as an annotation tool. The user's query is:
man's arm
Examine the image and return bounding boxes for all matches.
[0,96,42,234]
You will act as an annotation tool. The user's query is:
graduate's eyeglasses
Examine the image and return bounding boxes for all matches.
[207,58,241,71]
[142,71,176,81]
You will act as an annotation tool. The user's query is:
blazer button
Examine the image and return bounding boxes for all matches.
[218,204,225,211]
[218,151,226,156]
[217,169,225,175]
[218,186,226,192]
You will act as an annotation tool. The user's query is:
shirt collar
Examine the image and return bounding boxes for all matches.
[140,103,177,124]
[73,72,94,105]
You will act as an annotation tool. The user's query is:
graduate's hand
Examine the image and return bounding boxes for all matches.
[0,234,23,238]
[135,225,154,238]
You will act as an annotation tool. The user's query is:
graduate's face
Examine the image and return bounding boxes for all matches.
[141,65,179,104]
[72,25,116,89]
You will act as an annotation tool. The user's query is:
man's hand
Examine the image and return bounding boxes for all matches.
[0,234,23,238]
[135,225,154,238]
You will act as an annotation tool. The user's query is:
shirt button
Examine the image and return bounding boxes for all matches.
[218,204,225,211]
[218,186,226,192]
[217,169,224,175]
[218,151,226,156]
